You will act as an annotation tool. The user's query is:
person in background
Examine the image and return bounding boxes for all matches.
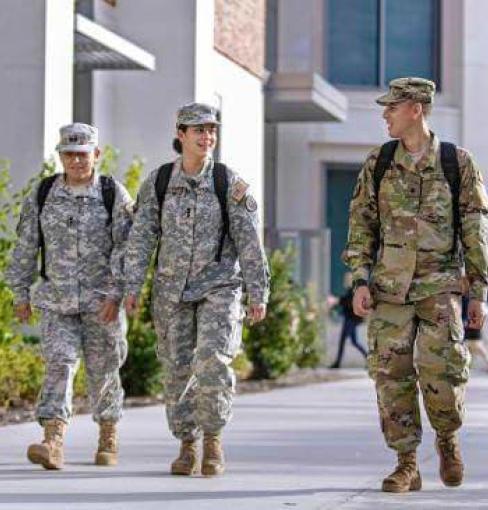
[461,276,488,370]
[329,272,367,369]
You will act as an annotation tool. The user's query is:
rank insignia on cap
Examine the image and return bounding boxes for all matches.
[245,195,257,212]
[231,178,249,202]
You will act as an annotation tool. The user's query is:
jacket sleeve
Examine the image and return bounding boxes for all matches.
[341,149,380,284]
[458,149,488,301]
[107,181,135,303]
[124,171,160,297]
[5,187,40,305]
[228,173,270,304]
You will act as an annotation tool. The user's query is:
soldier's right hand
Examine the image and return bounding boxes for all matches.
[124,294,138,317]
[353,286,372,318]
[15,303,32,323]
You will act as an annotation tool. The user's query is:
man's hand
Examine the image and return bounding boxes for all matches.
[15,303,32,323]
[124,294,138,317]
[467,299,486,330]
[248,303,267,325]
[98,299,119,323]
[353,286,373,318]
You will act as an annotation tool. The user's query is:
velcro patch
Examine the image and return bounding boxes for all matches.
[245,195,257,212]
[231,178,249,202]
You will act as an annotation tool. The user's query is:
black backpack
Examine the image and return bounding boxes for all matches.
[36,174,115,279]
[373,140,460,254]
[154,162,229,262]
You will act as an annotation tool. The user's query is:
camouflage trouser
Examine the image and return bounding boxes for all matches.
[37,309,128,424]
[153,287,244,441]
[367,293,470,453]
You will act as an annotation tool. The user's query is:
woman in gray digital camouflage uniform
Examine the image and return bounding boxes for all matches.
[124,103,269,476]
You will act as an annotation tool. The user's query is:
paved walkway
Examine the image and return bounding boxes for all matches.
[1,371,487,509]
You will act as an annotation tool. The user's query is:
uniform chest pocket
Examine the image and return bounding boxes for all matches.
[40,199,73,242]
[421,177,452,222]
[378,176,410,218]
[82,199,110,238]
[199,191,222,224]
[160,191,181,232]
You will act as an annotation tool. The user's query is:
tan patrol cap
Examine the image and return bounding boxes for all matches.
[376,77,436,106]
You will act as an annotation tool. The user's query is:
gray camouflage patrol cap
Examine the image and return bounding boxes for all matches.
[56,123,99,153]
[376,77,436,106]
[176,102,220,127]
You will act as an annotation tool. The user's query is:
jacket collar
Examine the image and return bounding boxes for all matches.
[393,131,439,173]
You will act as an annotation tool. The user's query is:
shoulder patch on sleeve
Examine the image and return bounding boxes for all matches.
[245,195,257,212]
[231,177,249,203]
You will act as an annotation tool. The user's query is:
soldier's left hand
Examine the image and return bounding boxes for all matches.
[467,299,486,330]
[248,303,267,325]
[99,299,119,323]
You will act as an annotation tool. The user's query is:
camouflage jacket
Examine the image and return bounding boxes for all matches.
[6,173,133,314]
[125,157,269,304]
[343,134,488,303]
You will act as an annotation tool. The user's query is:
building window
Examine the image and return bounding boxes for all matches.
[326,0,440,87]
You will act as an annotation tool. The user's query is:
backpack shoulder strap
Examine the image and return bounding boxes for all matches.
[37,174,58,279]
[100,175,116,226]
[154,163,174,228]
[371,140,398,253]
[373,140,399,198]
[440,141,460,254]
[37,174,58,214]
[213,162,229,263]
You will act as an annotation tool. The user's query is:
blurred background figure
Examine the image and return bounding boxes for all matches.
[461,277,488,371]
[329,272,367,369]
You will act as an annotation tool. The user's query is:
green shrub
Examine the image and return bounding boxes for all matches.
[121,261,164,396]
[0,340,44,406]
[296,289,323,368]
[243,247,323,379]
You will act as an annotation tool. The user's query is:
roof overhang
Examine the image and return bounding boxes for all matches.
[265,72,347,122]
[74,14,156,71]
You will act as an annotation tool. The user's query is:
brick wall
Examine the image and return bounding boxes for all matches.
[214,0,265,79]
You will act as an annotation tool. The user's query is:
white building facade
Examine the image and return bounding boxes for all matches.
[0,0,267,219]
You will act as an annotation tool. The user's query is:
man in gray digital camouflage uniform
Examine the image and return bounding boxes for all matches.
[343,78,488,492]
[125,103,269,476]
[6,123,133,470]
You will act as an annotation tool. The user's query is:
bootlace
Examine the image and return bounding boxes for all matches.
[99,424,116,451]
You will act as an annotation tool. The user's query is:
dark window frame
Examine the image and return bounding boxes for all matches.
[325,0,442,90]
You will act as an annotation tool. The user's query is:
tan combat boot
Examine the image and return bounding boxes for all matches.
[382,451,422,493]
[27,419,66,470]
[95,421,118,466]
[201,433,225,476]
[171,439,199,475]
[436,434,464,487]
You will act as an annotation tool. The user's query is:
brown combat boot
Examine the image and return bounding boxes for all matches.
[95,421,118,466]
[382,451,422,493]
[171,439,199,475]
[27,419,66,470]
[201,433,225,476]
[436,434,464,487]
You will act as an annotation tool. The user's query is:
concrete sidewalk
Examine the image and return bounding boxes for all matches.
[1,371,487,509]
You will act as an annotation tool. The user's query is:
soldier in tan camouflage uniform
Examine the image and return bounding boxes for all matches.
[124,103,269,476]
[6,123,133,470]
[343,77,488,492]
